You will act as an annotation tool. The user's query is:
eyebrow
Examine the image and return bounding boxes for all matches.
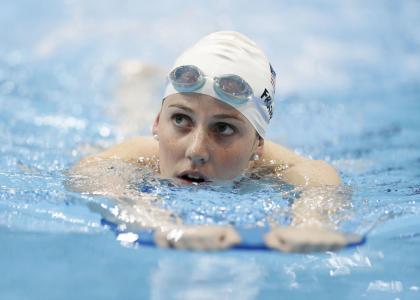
[168,104,245,123]
[168,104,194,114]
[212,114,245,123]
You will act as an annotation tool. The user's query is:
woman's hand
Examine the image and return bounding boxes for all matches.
[264,226,363,253]
[154,225,241,251]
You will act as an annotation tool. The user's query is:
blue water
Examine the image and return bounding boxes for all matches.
[1,1,420,299]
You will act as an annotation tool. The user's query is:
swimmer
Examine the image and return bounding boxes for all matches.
[69,31,362,252]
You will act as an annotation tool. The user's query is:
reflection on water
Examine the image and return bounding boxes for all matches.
[151,255,263,300]
[147,246,393,299]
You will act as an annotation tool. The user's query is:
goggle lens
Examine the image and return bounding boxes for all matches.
[169,65,205,92]
[214,75,253,104]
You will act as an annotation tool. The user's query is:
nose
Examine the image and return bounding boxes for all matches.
[185,127,210,166]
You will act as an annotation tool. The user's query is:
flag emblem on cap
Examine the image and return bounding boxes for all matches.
[269,63,276,95]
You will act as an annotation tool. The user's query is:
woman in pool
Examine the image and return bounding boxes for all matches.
[71,31,361,252]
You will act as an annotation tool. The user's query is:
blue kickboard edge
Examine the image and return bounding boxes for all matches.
[101,219,366,251]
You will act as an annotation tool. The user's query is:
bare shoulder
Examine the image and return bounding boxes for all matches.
[77,136,158,165]
[261,140,341,187]
[67,136,158,194]
[262,140,304,165]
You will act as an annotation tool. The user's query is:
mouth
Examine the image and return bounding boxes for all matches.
[177,171,209,184]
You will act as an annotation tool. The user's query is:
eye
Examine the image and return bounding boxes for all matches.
[214,122,235,136]
[172,113,192,128]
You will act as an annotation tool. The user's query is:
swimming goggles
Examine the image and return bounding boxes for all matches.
[169,65,254,104]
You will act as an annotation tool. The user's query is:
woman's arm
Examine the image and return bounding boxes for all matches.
[262,140,343,227]
[67,156,177,227]
[261,140,362,252]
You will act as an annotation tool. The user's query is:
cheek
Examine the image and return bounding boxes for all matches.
[157,126,183,174]
[214,142,252,173]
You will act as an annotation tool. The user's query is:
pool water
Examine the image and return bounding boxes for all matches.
[1,1,420,299]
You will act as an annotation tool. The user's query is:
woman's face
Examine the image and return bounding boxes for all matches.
[153,93,263,184]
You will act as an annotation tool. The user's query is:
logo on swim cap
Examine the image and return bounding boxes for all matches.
[262,63,276,120]
[260,88,273,120]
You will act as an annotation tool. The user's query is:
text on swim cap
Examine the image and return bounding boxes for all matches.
[260,89,273,120]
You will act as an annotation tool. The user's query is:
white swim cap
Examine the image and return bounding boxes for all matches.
[163,31,276,138]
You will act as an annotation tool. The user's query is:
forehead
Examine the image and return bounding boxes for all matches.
[163,93,245,119]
